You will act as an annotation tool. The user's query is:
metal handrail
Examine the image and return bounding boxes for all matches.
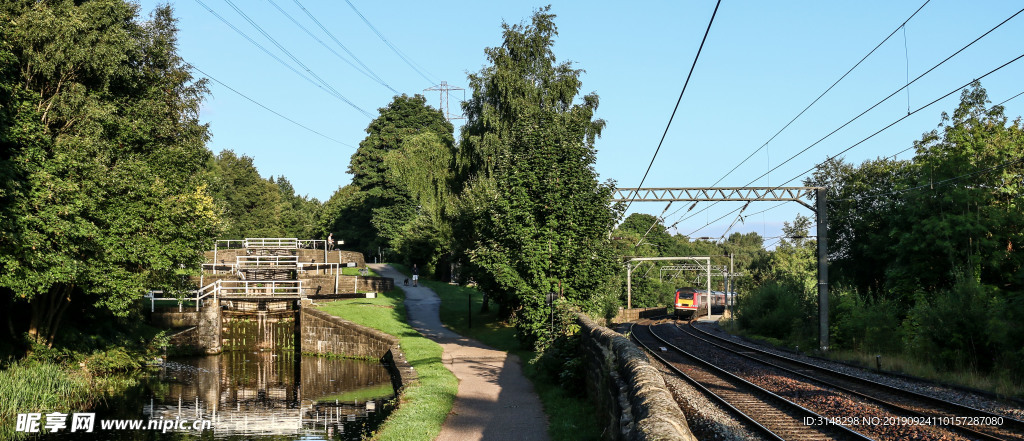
[235,255,299,267]
[243,238,298,249]
[216,280,302,296]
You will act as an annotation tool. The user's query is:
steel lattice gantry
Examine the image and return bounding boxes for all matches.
[612,187,818,211]
[614,187,831,351]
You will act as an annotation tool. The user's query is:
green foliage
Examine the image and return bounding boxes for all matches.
[0,0,216,347]
[207,150,321,239]
[829,287,903,354]
[904,278,1002,372]
[735,282,815,345]
[454,7,618,349]
[329,94,455,264]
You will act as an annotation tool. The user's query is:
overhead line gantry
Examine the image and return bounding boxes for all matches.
[613,186,831,351]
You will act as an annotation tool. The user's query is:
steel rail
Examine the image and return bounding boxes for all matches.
[631,321,873,441]
[684,322,1024,441]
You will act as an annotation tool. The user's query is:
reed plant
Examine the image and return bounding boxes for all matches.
[0,360,95,438]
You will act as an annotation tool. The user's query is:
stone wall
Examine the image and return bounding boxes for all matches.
[299,275,394,295]
[337,251,365,267]
[300,308,416,394]
[151,310,200,328]
[612,307,669,324]
[301,308,396,359]
[577,313,696,441]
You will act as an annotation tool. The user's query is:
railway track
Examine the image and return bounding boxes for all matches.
[679,321,1024,441]
[630,321,873,441]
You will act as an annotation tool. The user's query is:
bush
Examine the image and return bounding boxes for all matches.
[735,282,814,343]
[830,287,904,354]
[903,278,997,372]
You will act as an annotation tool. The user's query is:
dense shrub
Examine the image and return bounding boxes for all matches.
[903,278,997,372]
[830,288,904,354]
[735,282,814,343]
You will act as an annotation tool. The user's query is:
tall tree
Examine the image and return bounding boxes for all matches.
[0,1,216,347]
[336,94,454,256]
[208,150,283,239]
[456,7,618,347]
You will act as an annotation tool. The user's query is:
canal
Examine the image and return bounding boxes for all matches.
[49,310,396,440]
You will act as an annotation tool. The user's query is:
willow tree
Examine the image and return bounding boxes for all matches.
[335,94,454,259]
[456,7,619,347]
[0,1,216,348]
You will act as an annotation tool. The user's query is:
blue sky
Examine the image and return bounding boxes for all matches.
[137,0,1024,244]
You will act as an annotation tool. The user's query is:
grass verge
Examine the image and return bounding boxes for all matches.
[317,287,457,441]
[385,263,601,441]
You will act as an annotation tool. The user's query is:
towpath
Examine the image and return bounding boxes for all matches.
[368,264,549,441]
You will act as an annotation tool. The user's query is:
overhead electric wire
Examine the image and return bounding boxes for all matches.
[343,0,438,85]
[191,64,355,148]
[265,0,398,94]
[708,0,932,188]
[665,8,1024,231]
[744,7,1024,188]
[998,90,1024,106]
[222,0,372,118]
[776,51,1024,188]
[621,0,722,217]
[196,0,321,92]
[197,0,372,118]
[291,0,393,93]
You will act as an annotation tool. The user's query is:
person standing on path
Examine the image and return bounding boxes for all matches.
[327,233,334,251]
[412,264,419,287]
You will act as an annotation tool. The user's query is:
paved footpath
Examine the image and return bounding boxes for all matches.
[369,264,549,441]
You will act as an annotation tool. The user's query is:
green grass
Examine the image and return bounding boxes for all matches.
[317,287,457,441]
[342,267,379,276]
[827,350,1024,398]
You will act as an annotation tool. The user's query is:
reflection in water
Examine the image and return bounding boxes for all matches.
[144,351,396,440]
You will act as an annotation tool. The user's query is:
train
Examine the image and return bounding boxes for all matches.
[673,287,735,318]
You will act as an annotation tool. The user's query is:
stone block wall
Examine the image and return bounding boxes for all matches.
[301,308,396,359]
[337,251,365,267]
[612,307,669,324]
[151,310,200,328]
[577,313,696,441]
[298,275,394,294]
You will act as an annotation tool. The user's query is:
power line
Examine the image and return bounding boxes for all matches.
[621,0,722,217]
[343,0,438,85]
[265,0,398,94]
[709,0,932,188]
[779,51,1024,188]
[747,8,1024,190]
[665,8,1024,231]
[191,64,356,148]
[196,0,372,118]
[291,0,393,93]
[222,0,373,118]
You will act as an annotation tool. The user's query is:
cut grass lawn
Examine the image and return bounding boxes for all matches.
[317,287,457,441]
[389,263,602,441]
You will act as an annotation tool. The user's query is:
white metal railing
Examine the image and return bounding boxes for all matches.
[235,255,299,267]
[243,238,298,249]
[148,279,303,311]
[297,262,344,275]
[297,239,327,249]
[216,280,302,297]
